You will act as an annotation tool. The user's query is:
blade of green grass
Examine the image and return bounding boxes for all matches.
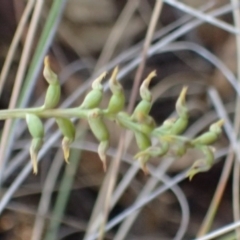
[44,146,82,240]
[19,0,67,108]
[0,0,67,185]
[0,0,45,185]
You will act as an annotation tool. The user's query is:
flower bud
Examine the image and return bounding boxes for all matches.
[131,71,156,123]
[26,114,44,139]
[187,146,214,180]
[43,56,61,109]
[43,84,61,109]
[26,114,44,174]
[55,118,76,163]
[166,87,189,135]
[79,72,107,109]
[134,131,151,174]
[192,119,224,146]
[107,67,125,114]
[88,109,110,170]
[30,138,43,174]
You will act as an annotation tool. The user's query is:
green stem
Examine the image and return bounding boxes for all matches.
[0,108,155,136]
[0,107,89,120]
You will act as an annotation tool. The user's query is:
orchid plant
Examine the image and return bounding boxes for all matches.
[1,57,224,179]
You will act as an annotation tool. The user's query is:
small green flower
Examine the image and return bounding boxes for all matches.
[79,72,107,109]
[191,119,224,146]
[131,71,156,123]
[170,87,189,135]
[88,108,110,170]
[187,146,215,180]
[134,131,151,174]
[107,67,125,114]
[134,142,169,174]
[26,114,44,174]
[43,56,61,109]
[55,117,76,163]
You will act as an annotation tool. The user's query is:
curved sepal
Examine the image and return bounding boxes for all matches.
[176,86,188,119]
[62,137,73,164]
[43,56,58,85]
[134,131,151,173]
[140,71,156,101]
[30,138,43,174]
[186,146,215,180]
[55,117,76,163]
[98,140,109,172]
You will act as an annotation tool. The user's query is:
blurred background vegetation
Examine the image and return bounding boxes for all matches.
[0,0,238,239]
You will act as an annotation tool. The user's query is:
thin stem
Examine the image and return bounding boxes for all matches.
[98,133,126,240]
[31,150,64,240]
[163,0,239,34]
[196,152,234,236]
[231,1,240,239]
[44,148,81,240]
[94,0,139,71]
[0,108,88,120]
[0,0,35,97]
